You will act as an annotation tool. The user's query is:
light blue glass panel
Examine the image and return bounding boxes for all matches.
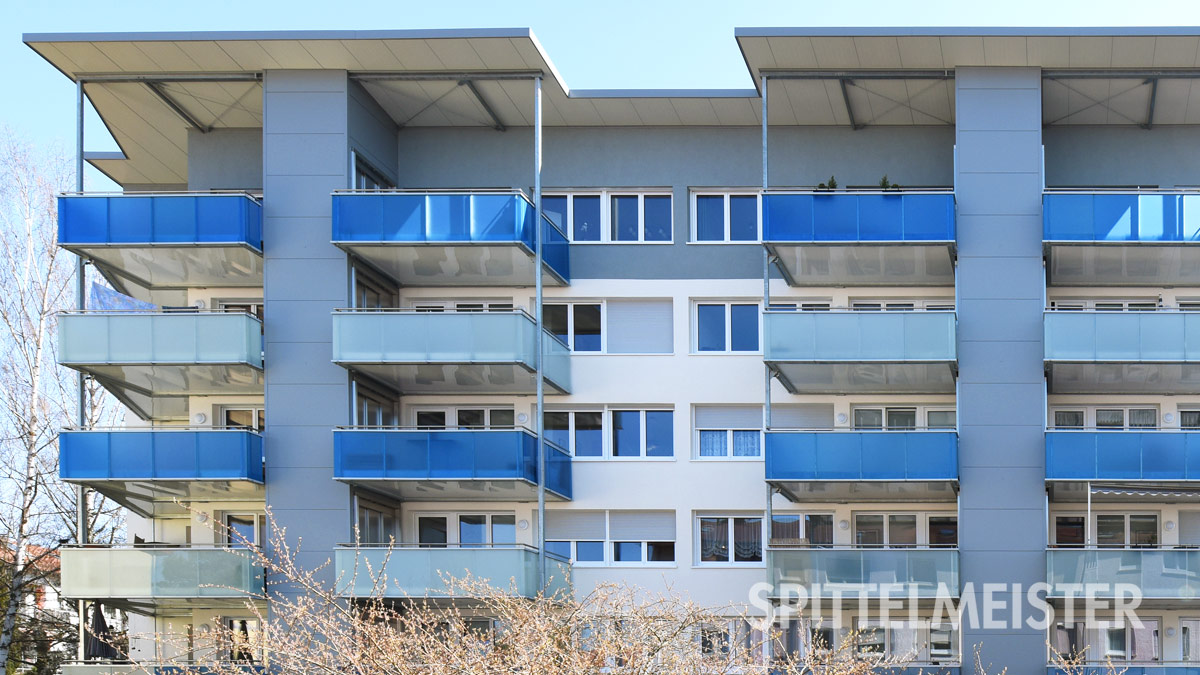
[1047,549,1200,599]
[1045,311,1200,361]
[58,313,263,367]
[61,548,263,599]
[763,311,956,362]
[768,548,959,597]
[766,431,958,481]
[334,546,570,599]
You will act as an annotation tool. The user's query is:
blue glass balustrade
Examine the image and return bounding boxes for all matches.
[763,192,956,242]
[1046,431,1200,481]
[767,548,959,598]
[334,545,571,599]
[1047,549,1200,599]
[59,193,262,248]
[332,192,569,284]
[1044,311,1200,362]
[60,429,263,483]
[334,429,571,500]
[766,431,958,482]
[1044,192,1200,242]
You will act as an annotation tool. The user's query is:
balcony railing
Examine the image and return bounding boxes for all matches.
[332,309,570,394]
[763,191,956,242]
[62,664,265,675]
[57,310,264,421]
[334,427,571,500]
[766,430,958,481]
[57,192,263,305]
[332,190,569,286]
[1046,548,1200,599]
[60,546,264,605]
[1044,191,1200,243]
[1046,668,1200,675]
[763,309,957,394]
[1044,310,1200,394]
[767,547,960,598]
[1046,430,1200,481]
[334,544,570,599]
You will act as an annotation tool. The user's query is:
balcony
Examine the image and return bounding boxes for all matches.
[763,309,957,394]
[1046,430,1200,501]
[60,546,264,611]
[762,191,956,287]
[767,547,959,601]
[58,310,264,421]
[334,428,571,501]
[334,545,571,600]
[1044,310,1200,394]
[332,191,569,286]
[62,665,264,675]
[1046,669,1200,675]
[1047,548,1200,601]
[58,192,262,306]
[331,309,570,395]
[765,430,958,502]
[59,429,264,516]
[1044,191,1200,286]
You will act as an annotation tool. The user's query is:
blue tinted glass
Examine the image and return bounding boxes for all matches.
[645,411,673,457]
[546,540,571,559]
[573,196,601,241]
[730,304,759,351]
[611,196,639,241]
[576,541,604,561]
[573,304,602,352]
[697,304,726,351]
[613,410,642,457]
[614,542,643,562]
[542,196,568,231]
[575,411,603,457]
[544,412,570,452]
[730,196,759,241]
[696,196,725,241]
[644,196,672,241]
[544,304,569,345]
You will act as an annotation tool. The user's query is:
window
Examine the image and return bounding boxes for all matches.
[416,512,516,546]
[851,299,954,311]
[546,510,675,566]
[1051,407,1158,429]
[356,499,397,544]
[410,299,514,312]
[694,406,762,458]
[1182,410,1200,428]
[218,300,263,321]
[353,268,396,309]
[354,159,391,190]
[354,383,397,427]
[928,516,959,547]
[695,302,759,352]
[226,618,264,664]
[221,406,264,430]
[1183,619,1200,662]
[612,410,673,457]
[855,514,918,547]
[1096,513,1159,548]
[544,191,672,243]
[699,619,759,659]
[1054,515,1085,547]
[1049,298,1159,310]
[544,410,603,457]
[852,406,955,430]
[769,513,833,546]
[412,407,515,430]
[692,192,761,242]
[223,513,264,547]
[1069,619,1160,663]
[698,515,762,564]
[544,302,603,351]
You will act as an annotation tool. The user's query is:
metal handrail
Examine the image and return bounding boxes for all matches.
[767,544,960,550]
[62,543,257,550]
[1044,186,1200,194]
[1045,306,1200,312]
[763,187,954,194]
[59,190,261,202]
[1048,545,1195,550]
[763,306,956,313]
[1046,426,1175,431]
[58,308,260,316]
[62,425,262,433]
[334,542,571,562]
[766,427,957,432]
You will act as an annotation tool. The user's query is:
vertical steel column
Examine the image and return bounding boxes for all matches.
[533,76,547,590]
[760,75,774,665]
[74,78,88,662]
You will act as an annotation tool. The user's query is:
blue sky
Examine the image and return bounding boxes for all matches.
[6,0,1200,185]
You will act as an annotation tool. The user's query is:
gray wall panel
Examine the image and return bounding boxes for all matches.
[959,466,1049,504]
[348,80,399,184]
[957,299,1046,341]
[187,128,262,191]
[1046,126,1200,187]
[263,70,350,583]
[954,67,1046,670]
[955,214,1044,258]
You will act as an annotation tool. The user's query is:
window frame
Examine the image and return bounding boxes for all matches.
[1049,406,1159,429]
[352,380,398,427]
[408,406,517,430]
[692,300,761,354]
[768,512,835,547]
[217,405,265,431]
[412,511,518,547]
[693,405,764,460]
[542,300,606,353]
[694,514,765,567]
[544,190,674,244]
[546,511,677,568]
[689,190,763,244]
[544,407,674,461]
[850,405,957,430]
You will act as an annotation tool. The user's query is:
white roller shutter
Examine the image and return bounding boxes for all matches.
[606,299,673,354]
[546,510,606,540]
[694,406,763,429]
[1181,511,1200,546]
[608,511,676,541]
[772,404,836,429]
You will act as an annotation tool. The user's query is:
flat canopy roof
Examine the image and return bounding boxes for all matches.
[23,27,1200,185]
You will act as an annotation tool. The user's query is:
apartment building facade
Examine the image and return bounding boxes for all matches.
[26,26,1200,674]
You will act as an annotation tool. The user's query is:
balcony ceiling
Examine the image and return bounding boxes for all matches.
[25,28,1200,186]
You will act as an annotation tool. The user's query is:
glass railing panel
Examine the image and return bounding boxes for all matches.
[60,429,263,482]
[58,311,263,367]
[1047,549,1200,598]
[1046,431,1200,481]
[1044,311,1200,362]
[768,548,958,597]
[61,548,263,599]
[766,431,958,481]
[58,193,262,248]
[1043,192,1200,242]
[764,310,957,361]
[762,192,955,242]
[331,310,536,365]
[334,546,566,598]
